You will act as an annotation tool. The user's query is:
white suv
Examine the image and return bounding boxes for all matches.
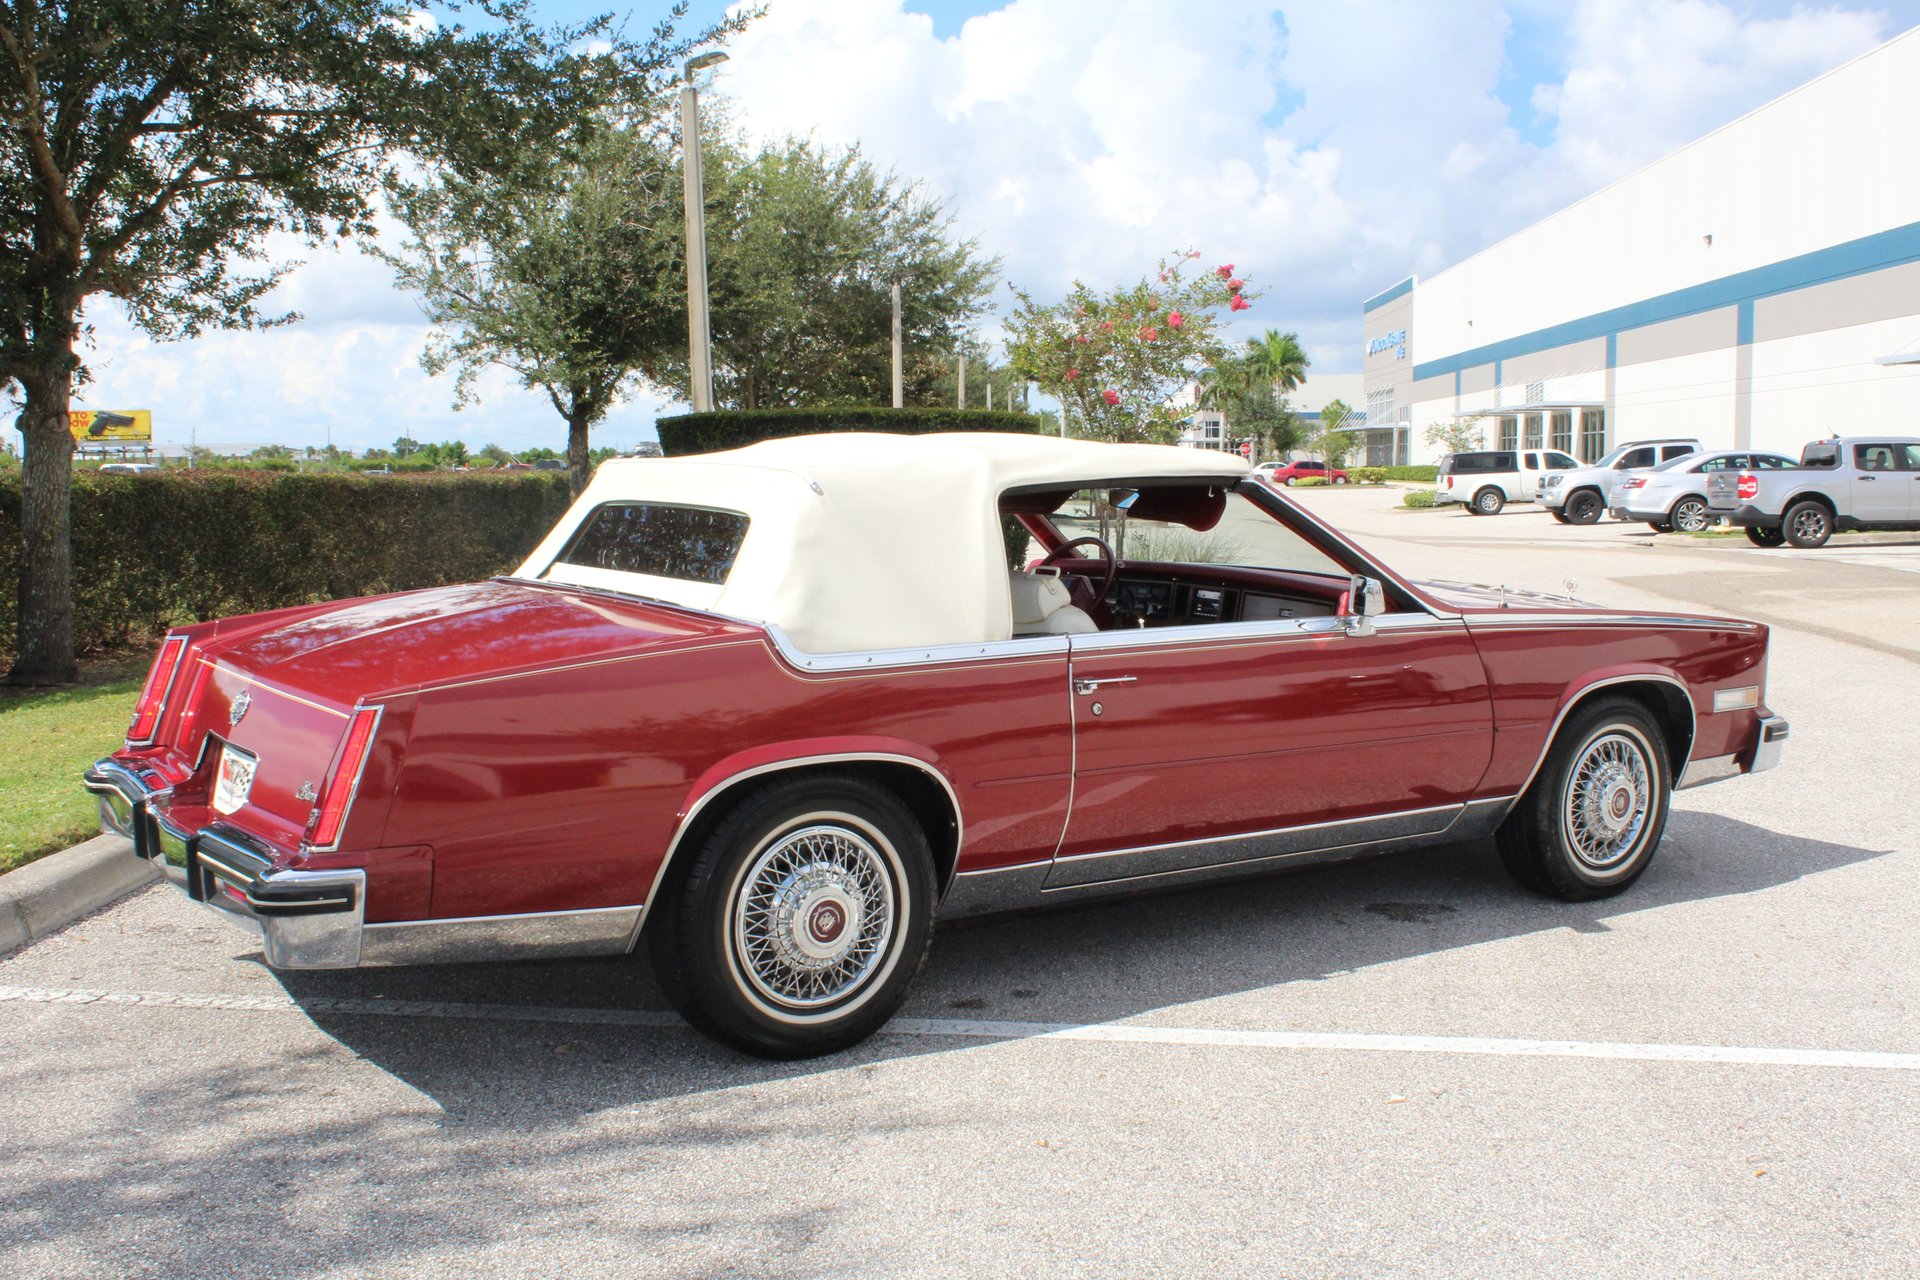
[1537,438,1700,524]
[1434,449,1581,515]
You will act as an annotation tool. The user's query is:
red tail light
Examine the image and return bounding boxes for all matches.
[1736,473,1759,501]
[1622,478,1645,491]
[127,636,188,745]
[307,707,382,850]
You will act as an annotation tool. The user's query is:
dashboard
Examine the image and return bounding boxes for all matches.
[1103,575,1337,628]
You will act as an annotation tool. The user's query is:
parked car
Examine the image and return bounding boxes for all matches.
[1255,459,1349,486]
[1433,448,1580,514]
[86,433,1788,1059]
[531,458,567,472]
[1610,451,1797,532]
[1537,439,1700,524]
[1706,436,1920,547]
[97,462,159,475]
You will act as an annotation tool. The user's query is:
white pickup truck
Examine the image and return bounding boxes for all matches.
[1706,437,1920,547]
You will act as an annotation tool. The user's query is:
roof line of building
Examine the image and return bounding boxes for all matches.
[1409,218,1920,383]
[1362,276,1415,314]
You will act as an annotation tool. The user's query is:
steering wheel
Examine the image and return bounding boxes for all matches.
[1040,535,1119,606]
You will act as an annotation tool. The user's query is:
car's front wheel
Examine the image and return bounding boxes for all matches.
[1746,525,1786,547]
[1669,496,1712,533]
[649,774,935,1058]
[1549,509,1573,524]
[1497,697,1671,901]
[1472,487,1505,515]
[1564,489,1603,524]
[1783,499,1833,548]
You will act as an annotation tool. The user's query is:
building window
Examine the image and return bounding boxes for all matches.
[1524,414,1543,449]
[1551,411,1573,454]
[1580,408,1606,462]
[1367,389,1394,426]
[1526,380,1545,405]
[1497,416,1518,450]
[1395,426,1410,466]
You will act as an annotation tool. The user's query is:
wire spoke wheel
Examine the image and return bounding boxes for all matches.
[731,821,898,1011]
[1560,731,1653,870]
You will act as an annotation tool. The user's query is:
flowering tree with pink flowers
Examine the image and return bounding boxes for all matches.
[1005,253,1259,443]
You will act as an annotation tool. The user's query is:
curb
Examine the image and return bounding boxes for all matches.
[0,834,158,956]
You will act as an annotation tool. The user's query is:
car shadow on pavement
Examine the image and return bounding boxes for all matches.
[266,810,1891,1120]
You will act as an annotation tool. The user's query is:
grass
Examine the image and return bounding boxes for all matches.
[0,657,145,874]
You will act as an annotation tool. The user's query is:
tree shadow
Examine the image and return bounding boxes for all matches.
[266,812,1886,1116]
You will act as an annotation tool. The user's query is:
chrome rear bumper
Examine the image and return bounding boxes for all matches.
[1676,714,1789,789]
[83,759,366,968]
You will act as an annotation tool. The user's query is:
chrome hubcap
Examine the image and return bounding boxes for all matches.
[733,823,896,1010]
[1564,731,1652,870]
[1791,509,1824,540]
[1675,501,1708,532]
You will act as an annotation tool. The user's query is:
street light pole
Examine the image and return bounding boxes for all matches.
[681,52,729,413]
[890,282,903,408]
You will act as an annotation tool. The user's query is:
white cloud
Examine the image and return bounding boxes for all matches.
[62,0,1913,451]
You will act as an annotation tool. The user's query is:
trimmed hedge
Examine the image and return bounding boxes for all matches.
[1402,490,1439,509]
[0,470,572,660]
[656,407,1045,456]
[1348,467,1388,485]
[1385,465,1439,482]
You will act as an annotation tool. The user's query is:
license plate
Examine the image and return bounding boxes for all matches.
[212,744,258,816]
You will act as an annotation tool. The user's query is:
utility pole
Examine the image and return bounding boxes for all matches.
[957,353,966,409]
[890,282,903,408]
[986,380,993,410]
[681,52,729,412]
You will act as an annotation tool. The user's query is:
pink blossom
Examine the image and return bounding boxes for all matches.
[1167,311,1184,328]
[1228,277,1245,292]
[1099,320,1114,332]
[1075,334,1090,344]
[1102,389,1120,406]
[1138,326,1159,342]
[1229,293,1251,311]
[1157,271,1169,283]
[1215,264,1234,279]
[1187,250,1203,259]
[1065,367,1079,380]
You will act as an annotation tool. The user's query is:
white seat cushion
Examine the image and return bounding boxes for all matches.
[1009,570,1096,636]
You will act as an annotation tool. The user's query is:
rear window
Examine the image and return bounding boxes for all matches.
[554,503,749,585]
[1446,452,1516,474]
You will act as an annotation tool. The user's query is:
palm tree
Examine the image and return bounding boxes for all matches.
[1195,354,1254,411]
[1243,330,1310,404]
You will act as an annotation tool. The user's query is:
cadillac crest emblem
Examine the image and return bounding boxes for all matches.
[229,691,251,726]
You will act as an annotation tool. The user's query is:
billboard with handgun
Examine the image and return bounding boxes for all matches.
[69,410,152,443]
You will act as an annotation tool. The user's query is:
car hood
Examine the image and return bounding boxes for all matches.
[1413,578,1601,612]
[200,579,756,702]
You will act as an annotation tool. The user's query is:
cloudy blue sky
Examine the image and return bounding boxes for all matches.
[66,0,1920,455]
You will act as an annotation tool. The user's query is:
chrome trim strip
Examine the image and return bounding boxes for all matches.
[1465,613,1759,631]
[1052,801,1463,867]
[764,625,1069,673]
[1750,715,1789,774]
[628,752,968,950]
[403,639,760,697]
[212,663,352,719]
[1500,673,1697,818]
[361,905,644,966]
[1064,611,1457,655]
[1676,752,1743,790]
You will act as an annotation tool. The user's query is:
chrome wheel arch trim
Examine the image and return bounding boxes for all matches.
[1499,673,1694,821]
[625,751,964,952]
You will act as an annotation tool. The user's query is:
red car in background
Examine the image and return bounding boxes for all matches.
[87,433,1787,1059]
[1255,459,1349,486]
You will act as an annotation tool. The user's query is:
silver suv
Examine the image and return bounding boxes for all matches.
[1537,438,1700,524]
[1434,448,1580,515]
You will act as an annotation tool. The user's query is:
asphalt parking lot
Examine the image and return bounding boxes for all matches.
[3,487,1915,1279]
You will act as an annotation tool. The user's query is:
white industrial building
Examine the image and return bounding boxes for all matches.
[1362,25,1920,467]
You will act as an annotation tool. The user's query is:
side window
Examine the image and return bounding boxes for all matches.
[1544,452,1579,470]
[1902,445,1920,471]
[1618,448,1656,469]
[1854,444,1895,472]
[1757,455,1794,469]
[1660,445,1695,462]
[1522,452,1539,471]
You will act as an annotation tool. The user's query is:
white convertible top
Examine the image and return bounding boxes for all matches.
[516,432,1248,654]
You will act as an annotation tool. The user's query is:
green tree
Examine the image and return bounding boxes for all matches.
[1311,396,1356,468]
[1244,330,1310,404]
[658,138,999,411]
[393,436,422,458]
[1006,253,1256,443]
[1425,417,1487,455]
[1,0,710,683]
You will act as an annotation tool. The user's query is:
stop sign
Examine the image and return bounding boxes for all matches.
[1238,441,1252,457]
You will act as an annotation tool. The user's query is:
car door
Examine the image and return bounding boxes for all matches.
[1904,446,1920,519]
[1046,617,1495,889]
[1851,443,1907,522]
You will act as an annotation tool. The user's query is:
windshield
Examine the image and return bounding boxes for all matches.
[1042,487,1349,577]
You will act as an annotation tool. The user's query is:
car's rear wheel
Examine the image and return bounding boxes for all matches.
[1564,489,1603,524]
[1650,520,1673,533]
[1472,487,1505,515]
[649,774,935,1059]
[1746,525,1786,547]
[1497,697,1671,902]
[1669,496,1712,533]
[1783,499,1833,548]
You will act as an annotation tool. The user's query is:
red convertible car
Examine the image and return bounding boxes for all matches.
[86,433,1788,1057]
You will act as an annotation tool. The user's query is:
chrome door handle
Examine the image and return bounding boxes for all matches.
[1073,676,1137,695]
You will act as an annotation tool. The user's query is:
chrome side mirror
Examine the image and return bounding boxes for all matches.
[1345,574,1387,635]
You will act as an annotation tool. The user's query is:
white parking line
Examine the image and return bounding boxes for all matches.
[5,983,1918,1072]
